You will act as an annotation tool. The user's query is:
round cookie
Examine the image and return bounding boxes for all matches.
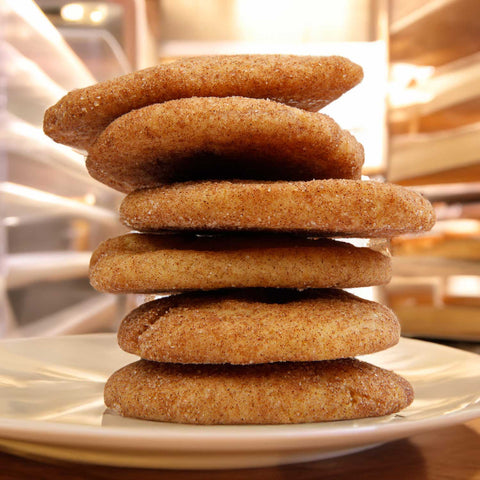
[43,55,363,150]
[120,179,436,237]
[117,289,400,364]
[86,97,364,192]
[104,358,414,424]
[89,233,392,293]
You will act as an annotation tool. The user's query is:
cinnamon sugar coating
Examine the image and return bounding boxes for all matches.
[117,289,400,364]
[89,233,392,293]
[43,55,363,150]
[120,180,435,237]
[86,97,363,192]
[104,358,414,424]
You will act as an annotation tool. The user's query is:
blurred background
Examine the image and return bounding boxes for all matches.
[1,0,479,347]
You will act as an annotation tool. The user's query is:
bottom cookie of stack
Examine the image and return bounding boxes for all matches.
[105,359,413,425]
[104,289,414,424]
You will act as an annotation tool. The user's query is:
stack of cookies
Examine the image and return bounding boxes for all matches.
[44,55,435,425]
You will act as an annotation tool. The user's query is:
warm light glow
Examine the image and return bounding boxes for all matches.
[234,0,360,42]
[389,63,436,108]
[61,3,85,22]
[447,276,480,297]
[432,219,480,234]
[89,7,106,24]
[391,63,435,84]
[83,193,96,205]
[2,182,66,205]
[3,217,20,227]
[1,182,116,223]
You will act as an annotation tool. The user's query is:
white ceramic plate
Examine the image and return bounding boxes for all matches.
[0,334,479,469]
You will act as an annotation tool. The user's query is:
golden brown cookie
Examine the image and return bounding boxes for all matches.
[86,97,364,192]
[43,55,363,150]
[120,180,436,237]
[89,233,391,293]
[117,289,400,364]
[104,358,414,424]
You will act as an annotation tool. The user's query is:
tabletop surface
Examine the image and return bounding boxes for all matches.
[1,418,479,479]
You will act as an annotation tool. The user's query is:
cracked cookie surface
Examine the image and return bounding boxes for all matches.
[117,289,400,364]
[104,358,414,424]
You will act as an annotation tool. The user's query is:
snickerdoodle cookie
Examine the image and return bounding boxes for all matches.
[44,55,363,150]
[104,358,414,424]
[86,97,364,192]
[120,180,435,237]
[117,289,400,364]
[89,234,392,293]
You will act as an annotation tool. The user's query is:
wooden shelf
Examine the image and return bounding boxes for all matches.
[6,251,91,289]
[392,234,480,260]
[390,97,480,135]
[388,123,480,184]
[16,296,117,338]
[389,52,480,133]
[392,163,480,186]
[395,304,480,341]
[388,1,480,184]
[2,182,118,226]
[392,256,480,277]
[390,0,480,67]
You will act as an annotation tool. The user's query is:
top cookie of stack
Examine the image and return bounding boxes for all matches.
[44,55,363,151]
[44,55,434,425]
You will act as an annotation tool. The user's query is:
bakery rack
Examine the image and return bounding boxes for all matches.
[1,0,127,338]
[386,0,480,343]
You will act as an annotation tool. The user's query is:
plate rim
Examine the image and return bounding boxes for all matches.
[0,406,479,452]
[0,334,479,453]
